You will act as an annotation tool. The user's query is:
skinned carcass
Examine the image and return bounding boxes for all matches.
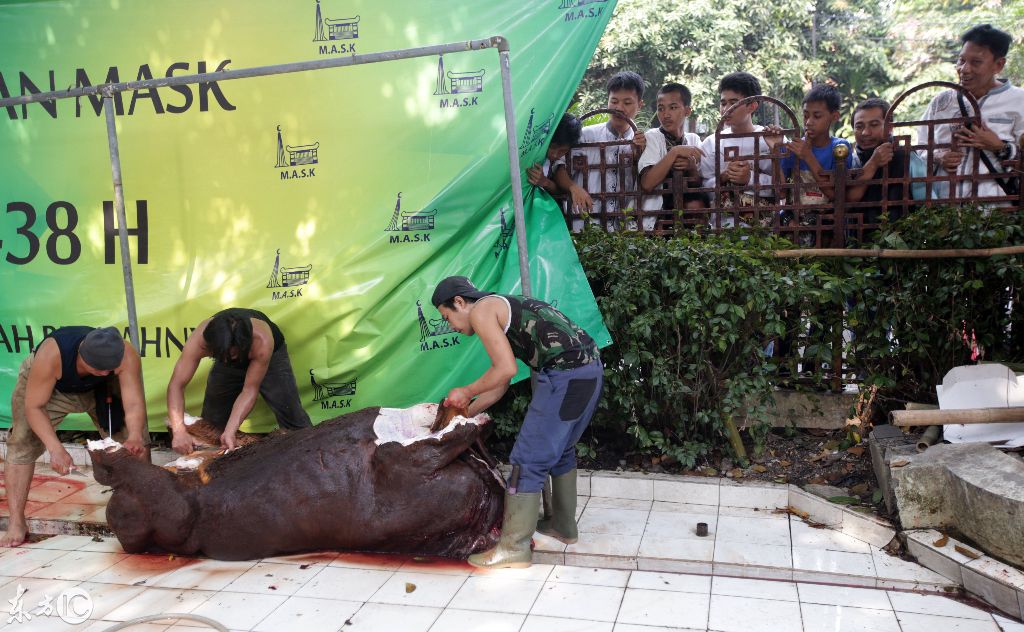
[88,404,504,561]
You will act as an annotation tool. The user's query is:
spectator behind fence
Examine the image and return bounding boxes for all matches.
[699,72,777,226]
[777,83,853,212]
[554,71,648,230]
[637,82,707,230]
[918,23,1023,201]
[527,113,583,197]
[846,98,927,235]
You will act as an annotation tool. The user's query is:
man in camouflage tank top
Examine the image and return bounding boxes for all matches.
[432,276,604,569]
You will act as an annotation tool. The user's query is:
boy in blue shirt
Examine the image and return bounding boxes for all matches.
[779,84,853,211]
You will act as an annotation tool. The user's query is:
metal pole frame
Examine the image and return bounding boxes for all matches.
[0,35,534,344]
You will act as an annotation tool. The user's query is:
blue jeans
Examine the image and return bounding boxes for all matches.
[509,359,604,494]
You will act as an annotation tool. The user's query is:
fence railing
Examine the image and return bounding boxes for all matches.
[556,82,1023,248]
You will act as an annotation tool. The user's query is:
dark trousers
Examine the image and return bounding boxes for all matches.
[509,360,604,494]
[201,344,312,431]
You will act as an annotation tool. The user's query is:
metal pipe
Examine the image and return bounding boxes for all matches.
[498,48,532,297]
[772,245,1024,259]
[102,89,141,351]
[0,39,502,108]
[917,425,942,451]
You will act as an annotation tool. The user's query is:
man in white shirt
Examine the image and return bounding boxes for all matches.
[699,72,779,229]
[918,24,1023,202]
[638,82,705,230]
[553,71,647,231]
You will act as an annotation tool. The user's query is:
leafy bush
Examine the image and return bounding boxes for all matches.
[489,206,1024,466]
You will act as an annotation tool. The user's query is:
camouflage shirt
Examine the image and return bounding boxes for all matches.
[497,295,599,370]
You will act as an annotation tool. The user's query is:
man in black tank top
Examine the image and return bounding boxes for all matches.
[166,308,311,453]
[3,326,150,548]
[432,277,604,569]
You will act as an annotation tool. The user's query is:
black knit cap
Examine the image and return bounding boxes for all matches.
[431,276,493,308]
[79,327,125,371]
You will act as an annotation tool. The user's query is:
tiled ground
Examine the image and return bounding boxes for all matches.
[0,463,1019,631]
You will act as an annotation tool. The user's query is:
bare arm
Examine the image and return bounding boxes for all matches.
[446,301,519,414]
[847,143,892,203]
[553,164,593,212]
[166,319,209,434]
[116,345,148,457]
[24,341,73,473]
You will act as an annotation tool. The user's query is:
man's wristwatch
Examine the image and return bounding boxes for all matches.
[996,141,1013,161]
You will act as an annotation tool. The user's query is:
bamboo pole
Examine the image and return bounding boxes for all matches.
[891,406,1024,426]
[773,245,1024,259]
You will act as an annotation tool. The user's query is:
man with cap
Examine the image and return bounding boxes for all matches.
[2,326,150,547]
[432,276,603,568]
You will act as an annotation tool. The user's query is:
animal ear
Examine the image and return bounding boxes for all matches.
[373,421,482,474]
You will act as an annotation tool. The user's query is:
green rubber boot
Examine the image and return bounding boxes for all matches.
[536,469,579,544]
[468,491,540,569]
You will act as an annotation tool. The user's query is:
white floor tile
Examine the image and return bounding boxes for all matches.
[628,570,711,594]
[294,565,394,602]
[616,587,710,629]
[638,535,715,562]
[152,559,257,591]
[0,547,71,576]
[103,587,214,621]
[86,554,197,587]
[643,510,718,540]
[471,563,554,582]
[189,590,288,630]
[887,590,994,620]
[651,501,720,514]
[521,614,614,632]
[398,558,475,577]
[713,541,792,568]
[713,563,794,582]
[330,552,406,571]
[531,581,625,622]
[78,538,126,554]
[790,519,871,553]
[222,560,322,596]
[614,625,704,632]
[896,611,1001,632]
[711,576,798,601]
[707,593,802,632]
[428,608,525,632]
[251,595,362,632]
[75,581,147,620]
[590,475,654,501]
[801,602,901,632]
[25,550,126,581]
[346,602,441,631]
[993,613,1024,631]
[80,620,171,632]
[549,565,631,587]
[653,479,720,506]
[797,582,893,610]
[260,550,340,566]
[22,535,94,551]
[792,548,875,576]
[715,515,791,546]
[368,571,467,608]
[577,507,650,536]
[565,534,642,558]
[718,506,787,520]
[718,484,788,510]
[871,548,949,583]
[447,575,544,615]
[586,497,653,511]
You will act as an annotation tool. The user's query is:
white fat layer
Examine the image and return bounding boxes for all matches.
[87,437,122,452]
[183,413,200,426]
[373,403,487,446]
[166,456,203,471]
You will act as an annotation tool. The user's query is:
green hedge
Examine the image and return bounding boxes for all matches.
[488,206,1024,465]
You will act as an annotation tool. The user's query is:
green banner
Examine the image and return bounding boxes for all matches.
[0,0,614,431]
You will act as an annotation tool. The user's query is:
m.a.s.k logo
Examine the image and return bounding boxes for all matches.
[416,301,460,352]
[266,249,311,301]
[384,192,436,244]
[558,0,608,21]
[310,370,356,410]
[275,125,319,180]
[519,108,555,158]
[433,55,484,110]
[312,0,360,55]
